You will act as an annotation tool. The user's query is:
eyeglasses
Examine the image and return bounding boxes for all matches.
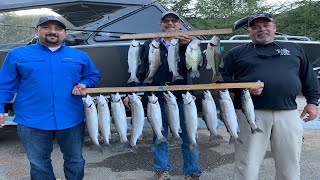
[162,19,179,24]
[253,42,281,58]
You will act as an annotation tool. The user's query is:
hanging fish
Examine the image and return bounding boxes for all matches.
[168,38,184,81]
[202,90,223,141]
[241,89,263,134]
[127,40,141,84]
[144,40,161,84]
[218,89,242,144]
[186,39,203,78]
[83,95,103,152]
[203,36,223,82]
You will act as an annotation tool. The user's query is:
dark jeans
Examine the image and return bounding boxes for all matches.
[17,122,85,180]
[152,99,202,176]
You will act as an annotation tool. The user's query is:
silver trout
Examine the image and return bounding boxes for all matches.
[110,93,130,149]
[202,90,223,141]
[167,38,184,82]
[127,40,141,84]
[203,36,223,82]
[182,91,198,151]
[83,95,103,152]
[147,94,167,144]
[186,39,203,78]
[163,91,183,144]
[97,94,112,148]
[144,40,161,84]
[241,89,263,134]
[218,89,242,144]
[128,93,145,153]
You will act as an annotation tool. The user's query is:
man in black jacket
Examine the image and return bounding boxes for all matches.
[124,11,202,180]
[220,12,320,180]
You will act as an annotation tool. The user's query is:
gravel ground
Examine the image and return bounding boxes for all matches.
[0,126,320,180]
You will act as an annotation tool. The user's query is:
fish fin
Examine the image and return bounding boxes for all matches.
[186,62,191,69]
[143,77,153,84]
[209,134,224,141]
[218,59,224,68]
[170,135,183,144]
[190,70,200,78]
[212,74,223,83]
[178,128,182,133]
[127,77,140,84]
[161,126,164,131]
[138,57,142,65]
[123,141,132,149]
[101,143,112,150]
[189,143,198,151]
[156,137,167,145]
[92,145,104,153]
[236,138,243,144]
[200,58,204,66]
[131,146,139,154]
[229,137,242,145]
[237,126,240,133]
[138,133,143,140]
[206,62,212,69]
[203,49,207,54]
[251,128,263,134]
[172,74,184,82]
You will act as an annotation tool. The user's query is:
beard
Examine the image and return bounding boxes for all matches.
[44,34,60,45]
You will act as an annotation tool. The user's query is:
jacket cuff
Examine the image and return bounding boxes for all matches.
[307,98,320,106]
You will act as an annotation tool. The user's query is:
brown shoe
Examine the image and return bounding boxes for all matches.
[153,169,170,180]
[184,174,200,180]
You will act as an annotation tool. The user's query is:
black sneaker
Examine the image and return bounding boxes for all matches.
[184,173,200,180]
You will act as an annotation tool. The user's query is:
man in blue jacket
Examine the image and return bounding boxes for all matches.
[0,16,101,180]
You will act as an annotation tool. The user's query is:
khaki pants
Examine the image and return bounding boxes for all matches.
[233,109,303,180]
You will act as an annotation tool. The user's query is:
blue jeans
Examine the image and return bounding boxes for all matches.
[152,99,202,176]
[17,122,85,180]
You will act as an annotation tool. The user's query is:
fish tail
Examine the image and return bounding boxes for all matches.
[101,142,112,150]
[189,143,198,151]
[131,145,139,154]
[172,73,184,82]
[122,141,132,149]
[251,127,263,134]
[229,137,243,145]
[156,136,167,145]
[209,134,224,141]
[93,145,104,153]
[143,77,153,84]
[229,137,242,144]
[171,136,183,144]
[127,77,140,84]
[190,70,200,78]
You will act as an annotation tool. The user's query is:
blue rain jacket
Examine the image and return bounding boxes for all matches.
[0,42,101,130]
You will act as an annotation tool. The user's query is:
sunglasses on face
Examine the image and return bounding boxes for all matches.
[162,19,179,24]
[253,42,282,58]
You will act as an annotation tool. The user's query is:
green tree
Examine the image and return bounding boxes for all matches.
[276,0,320,39]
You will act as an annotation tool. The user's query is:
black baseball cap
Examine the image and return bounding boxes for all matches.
[36,16,66,29]
[161,11,180,20]
[248,13,273,27]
